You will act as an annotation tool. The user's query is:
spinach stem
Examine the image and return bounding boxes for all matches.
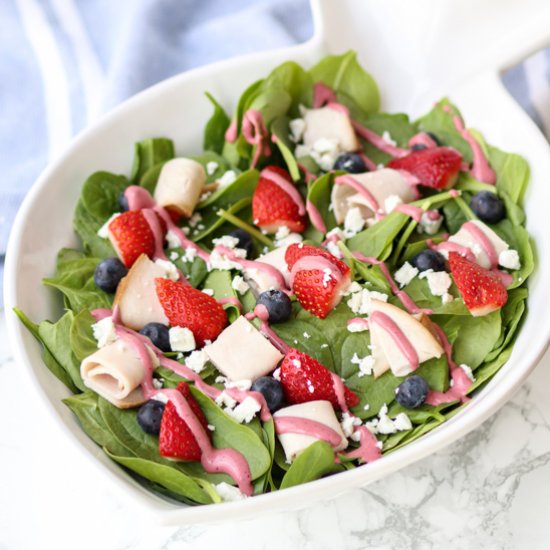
[217,208,274,249]
[453,196,477,221]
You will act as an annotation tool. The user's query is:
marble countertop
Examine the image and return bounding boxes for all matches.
[2,310,550,550]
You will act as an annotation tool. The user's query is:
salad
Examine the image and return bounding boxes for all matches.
[16,51,534,505]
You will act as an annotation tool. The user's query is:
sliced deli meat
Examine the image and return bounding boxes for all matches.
[302,106,359,153]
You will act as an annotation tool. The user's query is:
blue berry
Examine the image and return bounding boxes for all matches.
[411,144,428,151]
[229,228,254,258]
[395,376,429,409]
[333,153,367,173]
[94,257,128,293]
[139,323,171,352]
[257,290,292,323]
[251,376,285,413]
[137,399,165,435]
[470,191,505,224]
[119,191,129,212]
[411,249,446,272]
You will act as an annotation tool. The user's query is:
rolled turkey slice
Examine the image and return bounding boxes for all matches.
[114,254,169,331]
[368,299,444,378]
[331,168,416,224]
[81,339,158,408]
[274,400,348,462]
[302,106,359,153]
[154,158,206,217]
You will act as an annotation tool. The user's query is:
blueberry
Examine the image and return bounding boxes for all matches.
[119,191,129,212]
[139,323,171,352]
[470,191,505,224]
[425,131,441,145]
[137,399,166,435]
[395,376,429,409]
[94,257,128,293]
[411,144,428,151]
[411,249,447,272]
[229,228,254,258]
[257,290,292,323]
[251,376,285,413]
[333,153,367,174]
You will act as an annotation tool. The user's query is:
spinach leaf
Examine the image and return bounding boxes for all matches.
[202,270,240,322]
[130,138,175,183]
[191,151,232,184]
[170,251,208,288]
[80,172,129,221]
[271,116,301,181]
[262,61,313,112]
[443,199,468,235]
[280,441,343,489]
[306,172,337,234]
[203,92,230,154]
[70,309,98,362]
[309,51,380,115]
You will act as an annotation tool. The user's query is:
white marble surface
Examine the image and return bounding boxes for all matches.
[2,310,550,550]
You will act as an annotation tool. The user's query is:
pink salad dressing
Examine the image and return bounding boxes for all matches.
[246,304,290,354]
[452,115,496,184]
[261,167,306,215]
[289,255,343,287]
[395,170,422,199]
[242,109,271,168]
[224,119,238,143]
[141,208,168,261]
[347,317,370,331]
[306,199,327,234]
[217,297,242,311]
[274,416,343,447]
[462,221,499,268]
[428,240,476,263]
[334,174,380,215]
[351,120,409,158]
[448,189,460,198]
[408,132,439,149]
[357,151,377,172]
[330,372,350,413]
[426,209,441,221]
[326,101,349,116]
[124,185,156,210]
[369,311,419,371]
[297,163,317,184]
[342,426,382,463]
[312,82,337,108]
[394,204,424,222]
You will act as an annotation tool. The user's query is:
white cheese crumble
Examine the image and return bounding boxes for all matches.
[347,287,389,315]
[418,211,443,235]
[273,368,281,381]
[326,240,343,259]
[343,207,366,238]
[202,288,215,296]
[215,391,237,409]
[226,396,261,424]
[347,320,369,333]
[289,118,306,143]
[394,262,418,288]
[213,235,240,249]
[498,249,521,270]
[152,378,163,390]
[459,364,475,382]
[274,225,303,247]
[419,269,452,298]
[218,170,237,187]
[207,424,216,432]
[185,350,209,373]
[322,268,333,288]
[206,161,219,176]
[231,275,249,295]
[384,194,403,214]
[188,212,202,228]
[310,137,341,171]
[169,251,180,261]
[91,316,117,348]
[180,247,198,264]
[208,249,244,271]
[168,327,196,353]
[303,332,311,339]
[165,230,181,249]
[154,259,179,281]
[382,130,397,146]
[340,412,362,438]
[351,353,375,377]
[97,213,120,238]
[226,379,253,391]
[365,404,412,435]
[214,482,247,502]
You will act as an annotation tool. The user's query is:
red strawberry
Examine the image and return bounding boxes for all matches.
[388,146,462,189]
[155,278,228,346]
[448,251,508,316]
[285,243,351,319]
[252,165,307,233]
[280,348,359,410]
[159,382,210,461]
[108,210,156,268]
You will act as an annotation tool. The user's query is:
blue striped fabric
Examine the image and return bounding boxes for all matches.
[1,0,549,301]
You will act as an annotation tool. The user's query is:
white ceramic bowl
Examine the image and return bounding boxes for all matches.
[5,0,550,525]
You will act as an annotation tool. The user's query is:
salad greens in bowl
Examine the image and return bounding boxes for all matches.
[10,50,537,509]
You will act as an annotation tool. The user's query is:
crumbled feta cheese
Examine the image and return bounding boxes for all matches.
[209,249,243,271]
[340,412,362,438]
[394,262,418,288]
[218,170,237,187]
[91,317,117,348]
[97,213,120,238]
[322,268,333,288]
[418,211,443,235]
[320,344,329,349]
[343,207,366,238]
[347,287,389,315]
[231,275,249,295]
[393,413,412,431]
[499,249,521,270]
[384,194,403,214]
[213,235,240,249]
[214,482,247,502]
[273,368,281,381]
[419,269,452,297]
[351,353,375,377]
[169,251,180,261]
[153,393,169,404]
[169,327,196,353]
[226,379,252,391]
[294,144,311,159]
[180,246,198,264]
[152,378,163,390]
[326,227,346,240]
[289,118,306,143]
[185,350,209,373]
[343,281,363,296]
[382,130,397,146]
[226,396,261,424]
[365,404,412,435]
[165,230,181,249]
[155,259,180,281]
[310,138,341,171]
[207,424,216,431]
[274,225,303,247]
[188,212,202,228]
[326,240,343,258]
[442,292,454,304]
[215,391,237,409]
[206,161,219,176]
[377,414,397,434]
[363,403,370,411]
[303,332,311,339]
[202,288,215,296]
[347,321,369,333]
[459,364,475,382]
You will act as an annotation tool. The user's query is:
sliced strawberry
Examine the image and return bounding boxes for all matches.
[159,382,209,461]
[280,348,359,410]
[285,243,350,319]
[388,146,462,189]
[155,278,228,346]
[448,251,508,316]
[108,210,156,268]
[252,165,307,233]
